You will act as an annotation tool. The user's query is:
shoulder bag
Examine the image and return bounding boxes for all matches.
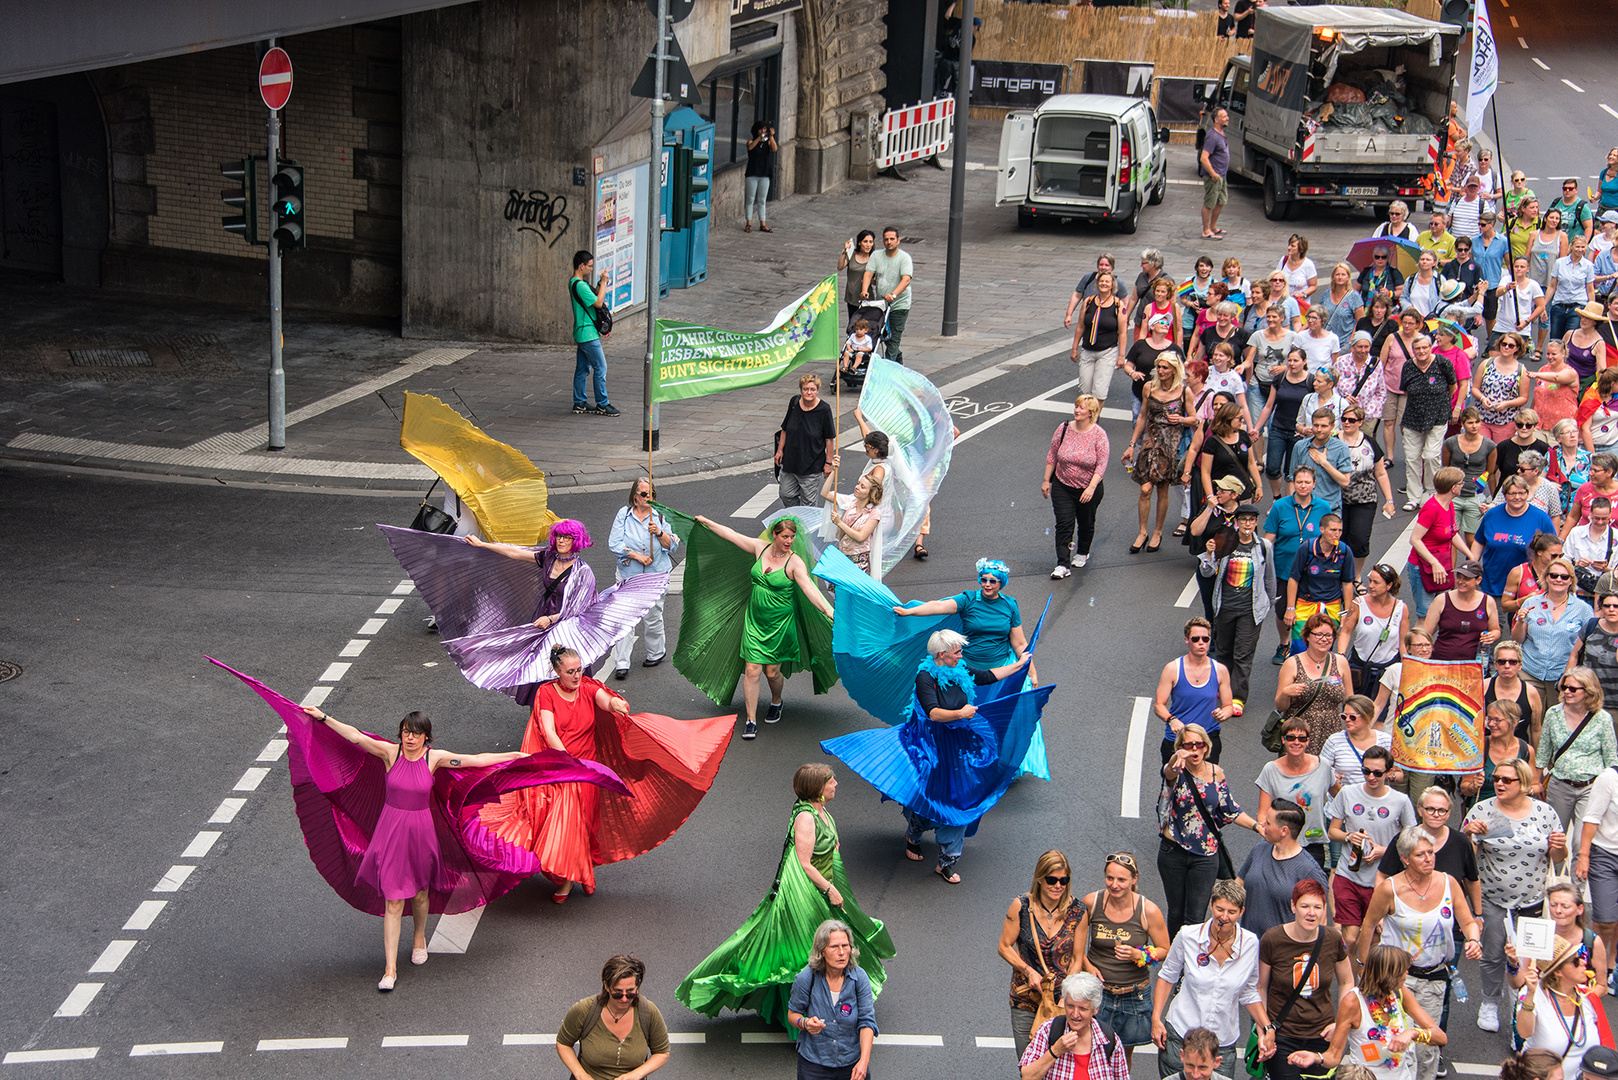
[1261,671,1326,754]
[1021,895,1064,1028]
[1544,707,1599,775]
[409,477,457,534]
[1576,529,1616,595]
[1244,931,1327,1079]
[1183,769,1238,880]
[569,277,613,337]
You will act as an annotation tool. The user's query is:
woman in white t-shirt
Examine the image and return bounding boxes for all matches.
[1277,234,1320,304]
[1295,306,1342,371]
[1513,935,1603,1077]
[1495,256,1548,349]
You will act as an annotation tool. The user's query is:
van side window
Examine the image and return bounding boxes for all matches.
[1222,68,1249,115]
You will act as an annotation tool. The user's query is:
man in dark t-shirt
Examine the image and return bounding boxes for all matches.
[1232,0,1263,37]
[775,373,837,508]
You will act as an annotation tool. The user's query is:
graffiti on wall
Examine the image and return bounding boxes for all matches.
[504,188,570,247]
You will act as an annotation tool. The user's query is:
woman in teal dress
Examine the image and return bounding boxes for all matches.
[891,558,1049,778]
[692,516,834,741]
[676,763,895,1030]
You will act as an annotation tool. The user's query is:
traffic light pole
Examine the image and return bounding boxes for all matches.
[266,40,286,451]
[941,0,973,337]
[642,0,667,459]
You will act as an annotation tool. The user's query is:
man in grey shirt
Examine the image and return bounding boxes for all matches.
[861,226,913,363]
[1237,799,1327,935]
[1200,108,1230,241]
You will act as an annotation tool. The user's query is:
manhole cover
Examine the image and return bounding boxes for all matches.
[0,661,20,683]
[70,348,154,367]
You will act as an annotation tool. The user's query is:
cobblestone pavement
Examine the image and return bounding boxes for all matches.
[0,129,1381,491]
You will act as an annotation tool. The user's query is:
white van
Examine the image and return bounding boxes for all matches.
[996,94,1170,234]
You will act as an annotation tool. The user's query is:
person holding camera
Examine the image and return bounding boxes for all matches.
[745,120,777,233]
[570,250,618,416]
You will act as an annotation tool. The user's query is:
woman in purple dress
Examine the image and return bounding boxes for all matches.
[466,518,596,633]
[303,706,525,991]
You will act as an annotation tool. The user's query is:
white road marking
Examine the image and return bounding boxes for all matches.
[1533,57,1550,70]
[2,1048,98,1063]
[954,375,1087,447]
[741,1033,792,1043]
[317,662,351,682]
[1518,36,1528,47]
[1453,1067,1498,1077]
[381,1035,468,1048]
[181,831,222,858]
[339,638,369,657]
[209,797,246,824]
[153,865,196,892]
[731,483,778,519]
[376,598,405,614]
[1166,178,1202,186]
[938,365,1020,397]
[256,1037,349,1051]
[667,1033,706,1043]
[392,580,415,595]
[503,1034,557,1045]
[977,1036,1017,1049]
[87,940,137,974]
[427,906,484,954]
[130,1042,223,1056]
[1100,407,1132,422]
[256,739,288,762]
[53,983,102,1017]
[1175,574,1200,608]
[1122,696,1152,818]
[123,900,167,930]
[234,767,271,791]
[1508,14,1517,25]
[875,1034,944,1046]
[301,685,332,707]
[1024,399,1075,413]
[1603,105,1618,121]
[358,618,387,635]
[1563,79,1585,93]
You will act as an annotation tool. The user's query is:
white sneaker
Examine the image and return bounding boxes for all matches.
[1050,565,1072,579]
[1476,1000,1499,1032]
[1074,553,1089,568]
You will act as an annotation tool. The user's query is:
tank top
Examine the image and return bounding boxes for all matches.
[1166,656,1220,738]
[1477,360,1522,425]
[1567,338,1603,383]
[1380,875,1456,969]
[1345,987,1414,1078]
[1530,232,1561,288]
[1351,599,1406,665]
[1484,678,1535,742]
[1080,296,1122,350]
[1086,894,1150,986]
[1430,593,1491,661]
[844,255,870,308]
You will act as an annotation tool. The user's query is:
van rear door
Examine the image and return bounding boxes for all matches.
[997,112,1035,206]
[1030,112,1114,208]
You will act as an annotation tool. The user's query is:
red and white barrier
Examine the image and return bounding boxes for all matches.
[876,97,955,169]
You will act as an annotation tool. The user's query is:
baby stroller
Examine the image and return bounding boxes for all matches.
[840,298,891,391]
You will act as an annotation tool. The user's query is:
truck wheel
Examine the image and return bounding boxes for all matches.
[1117,198,1141,234]
[1017,206,1034,229]
[1262,168,1294,221]
[1148,172,1167,206]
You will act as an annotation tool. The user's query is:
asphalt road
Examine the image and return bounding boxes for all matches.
[0,342,1530,1079]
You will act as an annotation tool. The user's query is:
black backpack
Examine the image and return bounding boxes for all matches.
[1047,1015,1118,1061]
[570,277,613,337]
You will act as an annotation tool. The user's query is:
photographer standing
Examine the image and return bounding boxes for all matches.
[744,121,776,234]
[569,251,618,417]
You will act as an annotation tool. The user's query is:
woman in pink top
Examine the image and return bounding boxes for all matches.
[1406,465,1470,620]
[1380,308,1426,460]
[1043,394,1110,578]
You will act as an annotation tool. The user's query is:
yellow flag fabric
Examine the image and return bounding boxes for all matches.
[399,392,558,544]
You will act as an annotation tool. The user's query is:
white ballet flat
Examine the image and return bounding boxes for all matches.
[377,974,397,991]
[411,948,428,966]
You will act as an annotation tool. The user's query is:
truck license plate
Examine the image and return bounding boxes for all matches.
[1342,186,1379,197]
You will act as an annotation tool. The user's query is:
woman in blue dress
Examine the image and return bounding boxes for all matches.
[891,559,1047,777]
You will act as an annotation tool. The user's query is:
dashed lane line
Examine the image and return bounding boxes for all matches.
[2,1048,98,1063]
[130,1042,223,1056]
[208,798,245,823]
[152,865,196,892]
[317,661,351,682]
[1604,105,1618,121]
[1533,57,1550,70]
[52,983,101,1018]
[426,906,485,954]
[179,831,221,857]
[87,940,137,974]
[1175,574,1200,608]
[1122,696,1153,819]
[1518,36,1528,47]
[256,1038,349,1052]
[233,767,270,792]
[122,901,166,931]
[1564,79,1585,93]
[1508,14,1517,25]
[381,1035,469,1048]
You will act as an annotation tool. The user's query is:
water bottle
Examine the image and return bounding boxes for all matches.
[1449,964,1468,1003]
[1089,597,1096,607]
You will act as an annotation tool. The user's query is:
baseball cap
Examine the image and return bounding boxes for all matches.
[1581,1047,1618,1080]
[1602,210,1618,224]
[1235,503,1261,518]
[1465,175,1481,187]
[1148,312,1173,330]
[1455,560,1484,579]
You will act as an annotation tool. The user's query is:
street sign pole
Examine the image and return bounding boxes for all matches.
[941,0,974,336]
[643,0,668,460]
[266,49,285,450]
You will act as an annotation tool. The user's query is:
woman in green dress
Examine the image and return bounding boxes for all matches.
[677,762,895,1031]
[693,516,834,740]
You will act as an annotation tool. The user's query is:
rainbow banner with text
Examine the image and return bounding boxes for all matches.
[651,276,840,403]
[1393,657,1484,774]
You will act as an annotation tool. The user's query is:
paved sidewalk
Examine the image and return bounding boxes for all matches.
[0,130,1378,492]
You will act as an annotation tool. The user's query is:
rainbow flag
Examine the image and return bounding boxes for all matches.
[1177,277,1199,298]
[1393,658,1485,774]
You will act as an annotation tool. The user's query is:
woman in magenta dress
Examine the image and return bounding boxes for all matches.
[305,705,527,991]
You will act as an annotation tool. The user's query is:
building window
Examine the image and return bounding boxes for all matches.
[702,52,780,176]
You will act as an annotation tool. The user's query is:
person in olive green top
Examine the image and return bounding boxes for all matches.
[570,250,619,417]
[558,954,670,1080]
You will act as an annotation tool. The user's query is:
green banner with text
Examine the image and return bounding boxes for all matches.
[651,275,840,403]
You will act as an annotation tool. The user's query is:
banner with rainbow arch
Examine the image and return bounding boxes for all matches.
[1393,657,1485,775]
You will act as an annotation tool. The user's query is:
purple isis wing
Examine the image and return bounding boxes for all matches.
[378,525,540,640]
[439,572,669,695]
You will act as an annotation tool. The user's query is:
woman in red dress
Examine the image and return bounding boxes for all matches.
[481,645,734,902]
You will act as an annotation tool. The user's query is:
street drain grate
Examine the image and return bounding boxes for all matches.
[70,348,154,368]
[0,661,20,683]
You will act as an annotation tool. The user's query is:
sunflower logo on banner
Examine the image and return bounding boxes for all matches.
[1393,658,1485,774]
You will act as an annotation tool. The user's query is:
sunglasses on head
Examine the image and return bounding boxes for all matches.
[1044,875,1071,887]
[1107,853,1138,870]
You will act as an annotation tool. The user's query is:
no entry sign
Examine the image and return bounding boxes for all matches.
[259,48,293,111]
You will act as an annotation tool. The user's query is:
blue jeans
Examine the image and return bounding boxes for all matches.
[573,337,609,408]
[1405,562,1437,619]
[903,809,966,870]
[1549,301,1581,341]
[1266,430,1303,480]
[1247,381,1269,439]
[1095,969,1154,1048]
[745,175,770,222]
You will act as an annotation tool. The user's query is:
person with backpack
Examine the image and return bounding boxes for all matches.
[556,954,671,1080]
[569,250,619,417]
[1018,971,1133,1080]
[1549,177,1597,245]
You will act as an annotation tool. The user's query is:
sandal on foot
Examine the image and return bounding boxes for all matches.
[744,222,751,232]
[905,840,925,861]
[759,224,772,233]
[913,542,929,560]
[935,866,961,884]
